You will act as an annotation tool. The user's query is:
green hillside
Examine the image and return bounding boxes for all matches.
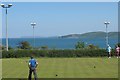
[59,32,118,39]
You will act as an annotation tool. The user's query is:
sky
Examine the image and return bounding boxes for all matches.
[1,2,118,38]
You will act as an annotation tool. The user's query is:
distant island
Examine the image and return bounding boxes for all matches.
[58,31,118,39]
[21,31,118,39]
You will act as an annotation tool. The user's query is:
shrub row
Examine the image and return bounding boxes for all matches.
[2,49,117,58]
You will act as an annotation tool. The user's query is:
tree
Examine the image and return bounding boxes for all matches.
[0,45,3,50]
[2,45,5,50]
[75,41,85,49]
[0,45,13,50]
[8,46,13,50]
[116,43,120,47]
[18,41,31,49]
[41,46,48,50]
[115,43,120,48]
[87,44,99,49]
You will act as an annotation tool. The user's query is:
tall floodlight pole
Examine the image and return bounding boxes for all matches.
[31,23,36,49]
[1,4,12,51]
[104,21,110,47]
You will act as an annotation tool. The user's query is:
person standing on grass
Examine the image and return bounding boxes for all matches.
[107,45,112,58]
[28,56,38,80]
[116,45,120,58]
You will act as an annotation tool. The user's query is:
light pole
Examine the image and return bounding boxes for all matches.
[104,21,110,47]
[1,4,12,51]
[31,22,36,49]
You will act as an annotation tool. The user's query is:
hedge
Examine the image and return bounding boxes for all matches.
[2,49,116,58]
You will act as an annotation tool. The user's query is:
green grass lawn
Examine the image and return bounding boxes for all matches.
[2,57,118,78]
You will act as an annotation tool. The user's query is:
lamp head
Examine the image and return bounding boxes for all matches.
[33,23,36,25]
[104,22,107,24]
[8,4,12,8]
[104,22,110,24]
[1,4,12,8]
[1,4,5,8]
[31,22,36,26]
[108,22,110,24]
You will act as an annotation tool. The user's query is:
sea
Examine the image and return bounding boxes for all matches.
[2,38,118,49]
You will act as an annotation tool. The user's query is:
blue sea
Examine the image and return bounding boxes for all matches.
[2,38,118,49]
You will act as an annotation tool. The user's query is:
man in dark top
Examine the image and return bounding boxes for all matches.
[28,56,38,80]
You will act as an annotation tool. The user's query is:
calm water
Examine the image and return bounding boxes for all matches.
[2,38,118,49]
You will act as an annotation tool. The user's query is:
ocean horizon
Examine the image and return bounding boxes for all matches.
[1,37,118,49]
